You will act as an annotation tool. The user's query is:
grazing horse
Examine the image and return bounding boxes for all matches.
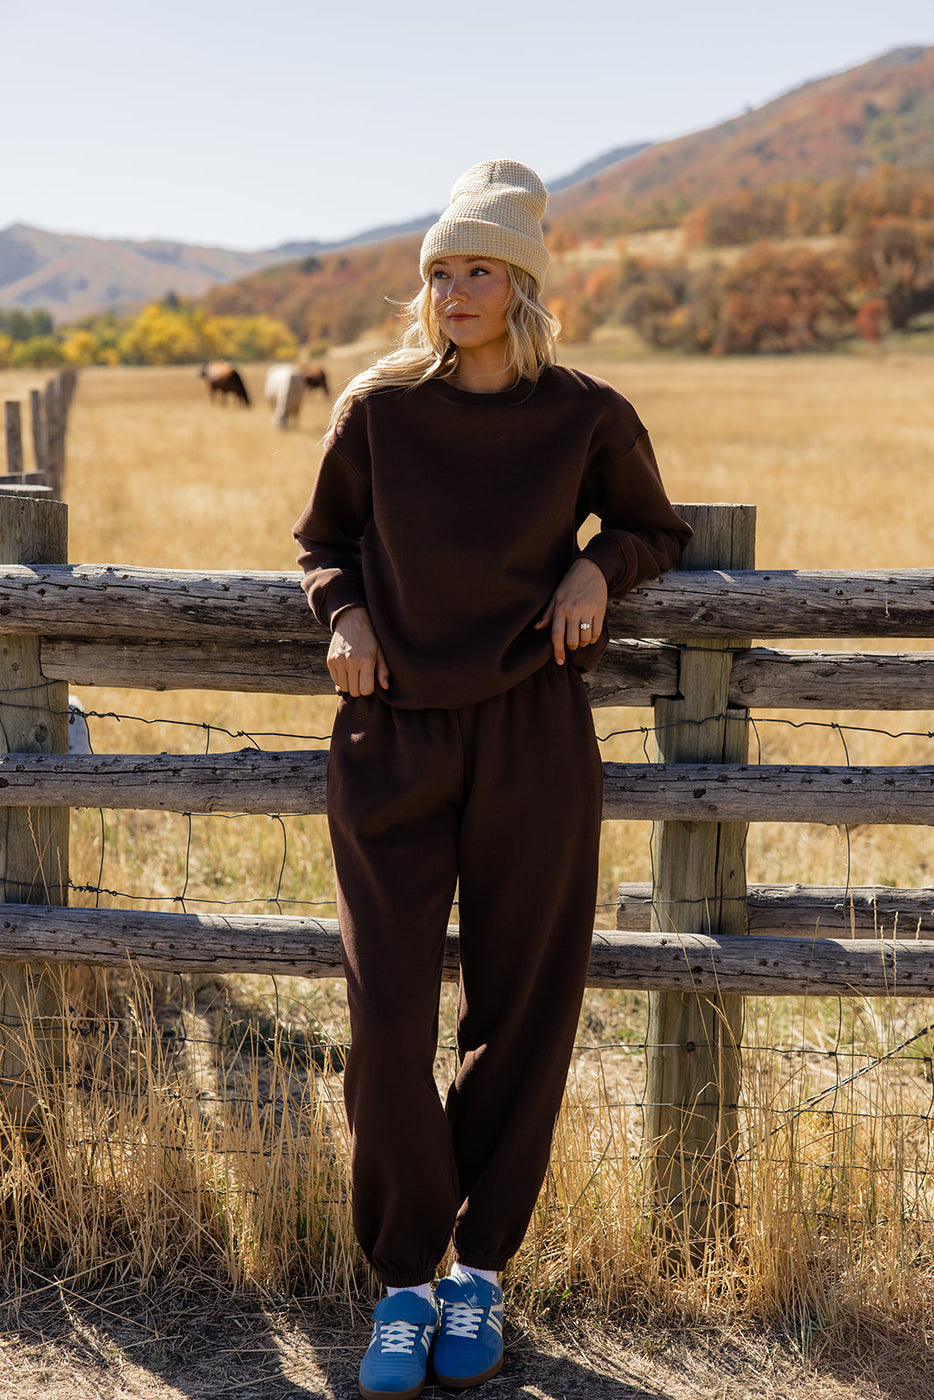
[200,361,251,406]
[265,363,306,429]
[299,364,329,396]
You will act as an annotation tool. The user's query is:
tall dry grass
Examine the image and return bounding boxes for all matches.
[1,346,934,1342]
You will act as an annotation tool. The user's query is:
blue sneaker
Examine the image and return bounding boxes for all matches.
[359,1291,438,1400]
[432,1272,504,1389]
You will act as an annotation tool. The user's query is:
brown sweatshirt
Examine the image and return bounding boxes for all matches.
[293,365,691,709]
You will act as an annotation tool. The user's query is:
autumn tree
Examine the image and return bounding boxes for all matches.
[712,243,852,354]
[849,217,934,328]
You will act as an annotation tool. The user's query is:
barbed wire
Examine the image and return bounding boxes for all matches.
[4,687,934,751]
[597,712,934,747]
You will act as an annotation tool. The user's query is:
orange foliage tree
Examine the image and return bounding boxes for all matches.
[712,243,853,353]
[849,217,934,328]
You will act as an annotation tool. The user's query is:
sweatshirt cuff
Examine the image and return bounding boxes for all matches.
[329,599,368,631]
[303,575,368,630]
[579,535,629,595]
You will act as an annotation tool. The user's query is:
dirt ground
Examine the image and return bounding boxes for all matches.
[0,1279,931,1400]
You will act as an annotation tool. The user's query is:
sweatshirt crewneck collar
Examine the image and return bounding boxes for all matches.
[428,373,543,407]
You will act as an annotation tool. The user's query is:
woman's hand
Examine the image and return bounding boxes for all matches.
[328,606,390,696]
[535,558,608,666]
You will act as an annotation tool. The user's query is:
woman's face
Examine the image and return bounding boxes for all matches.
[429,255,513,356]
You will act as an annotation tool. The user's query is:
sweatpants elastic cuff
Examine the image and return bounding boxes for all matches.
[376,1271,439,1289]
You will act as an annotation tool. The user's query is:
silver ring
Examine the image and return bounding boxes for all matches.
[580,622,591,630]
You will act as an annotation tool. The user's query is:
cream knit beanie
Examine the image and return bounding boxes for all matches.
[419,159,549,292]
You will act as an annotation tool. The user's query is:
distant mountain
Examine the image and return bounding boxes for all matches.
[0,215,467,321]
[547,143,651,193]
[262,214,440,262]
[0,144,650,322]
[0,225,272,321]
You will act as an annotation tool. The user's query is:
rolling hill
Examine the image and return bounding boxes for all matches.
[546,44,934,238]
[0,225,285,322]
[0,147,648,323]
[200,45,934,348]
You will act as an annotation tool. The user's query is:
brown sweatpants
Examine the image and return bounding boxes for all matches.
[326,660,603,1287]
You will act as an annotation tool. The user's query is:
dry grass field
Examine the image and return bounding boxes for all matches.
[1,345,934,1398]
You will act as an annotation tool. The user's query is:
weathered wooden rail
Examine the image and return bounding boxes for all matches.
[0,750,932,825]
[34,632,934,709]
[618,882,934,939]
[1,493,933,1250]
[0,561,930,640]
[1,904,932,996]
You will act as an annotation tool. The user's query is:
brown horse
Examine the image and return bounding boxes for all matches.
[299,364,329,396]
[200,361,251,406]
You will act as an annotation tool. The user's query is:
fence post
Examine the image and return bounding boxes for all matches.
[60,368,77,417]
[645,502,756,1258]
[0,491,70,1131]
[30,389,48,480]
[4,402,24,478]
[43,379,65,499]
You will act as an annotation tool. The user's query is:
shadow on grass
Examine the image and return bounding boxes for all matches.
[0,1277,681,1400]
[13,1275,931,1400]
[803,1316,934,1400]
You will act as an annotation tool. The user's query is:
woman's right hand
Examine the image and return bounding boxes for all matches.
[327,606,390,696]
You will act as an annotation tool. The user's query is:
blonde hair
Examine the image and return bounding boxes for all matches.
[324,265,561,442]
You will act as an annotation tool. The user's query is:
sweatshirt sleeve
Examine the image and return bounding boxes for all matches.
[291,402,373,629]
[577,395,692,598]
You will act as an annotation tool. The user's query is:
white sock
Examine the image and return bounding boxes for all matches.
[386,1283,435,1303]
[452,1261,499,1286]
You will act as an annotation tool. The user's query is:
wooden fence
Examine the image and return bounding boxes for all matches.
[1,490,933,1244]
[2,367,76,496]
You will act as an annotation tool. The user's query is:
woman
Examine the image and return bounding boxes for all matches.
[293,159,691,1399]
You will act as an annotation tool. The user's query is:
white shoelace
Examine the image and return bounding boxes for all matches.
[442,1302,484,1339]
[375,1320,423,1354]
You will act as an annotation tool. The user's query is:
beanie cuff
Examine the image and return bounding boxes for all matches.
[419,220,549,291]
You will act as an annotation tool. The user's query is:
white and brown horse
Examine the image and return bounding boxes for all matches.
[264,364,306,428]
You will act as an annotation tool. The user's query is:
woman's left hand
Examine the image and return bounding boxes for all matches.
[535,557,608,666]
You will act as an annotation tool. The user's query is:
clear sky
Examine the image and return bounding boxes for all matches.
[3,0,933,251]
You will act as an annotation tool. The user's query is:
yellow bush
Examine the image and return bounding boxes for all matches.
[117,303,205,365]
[61,328,101,367]
[232,315,297,361]
[200,314,242,360]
